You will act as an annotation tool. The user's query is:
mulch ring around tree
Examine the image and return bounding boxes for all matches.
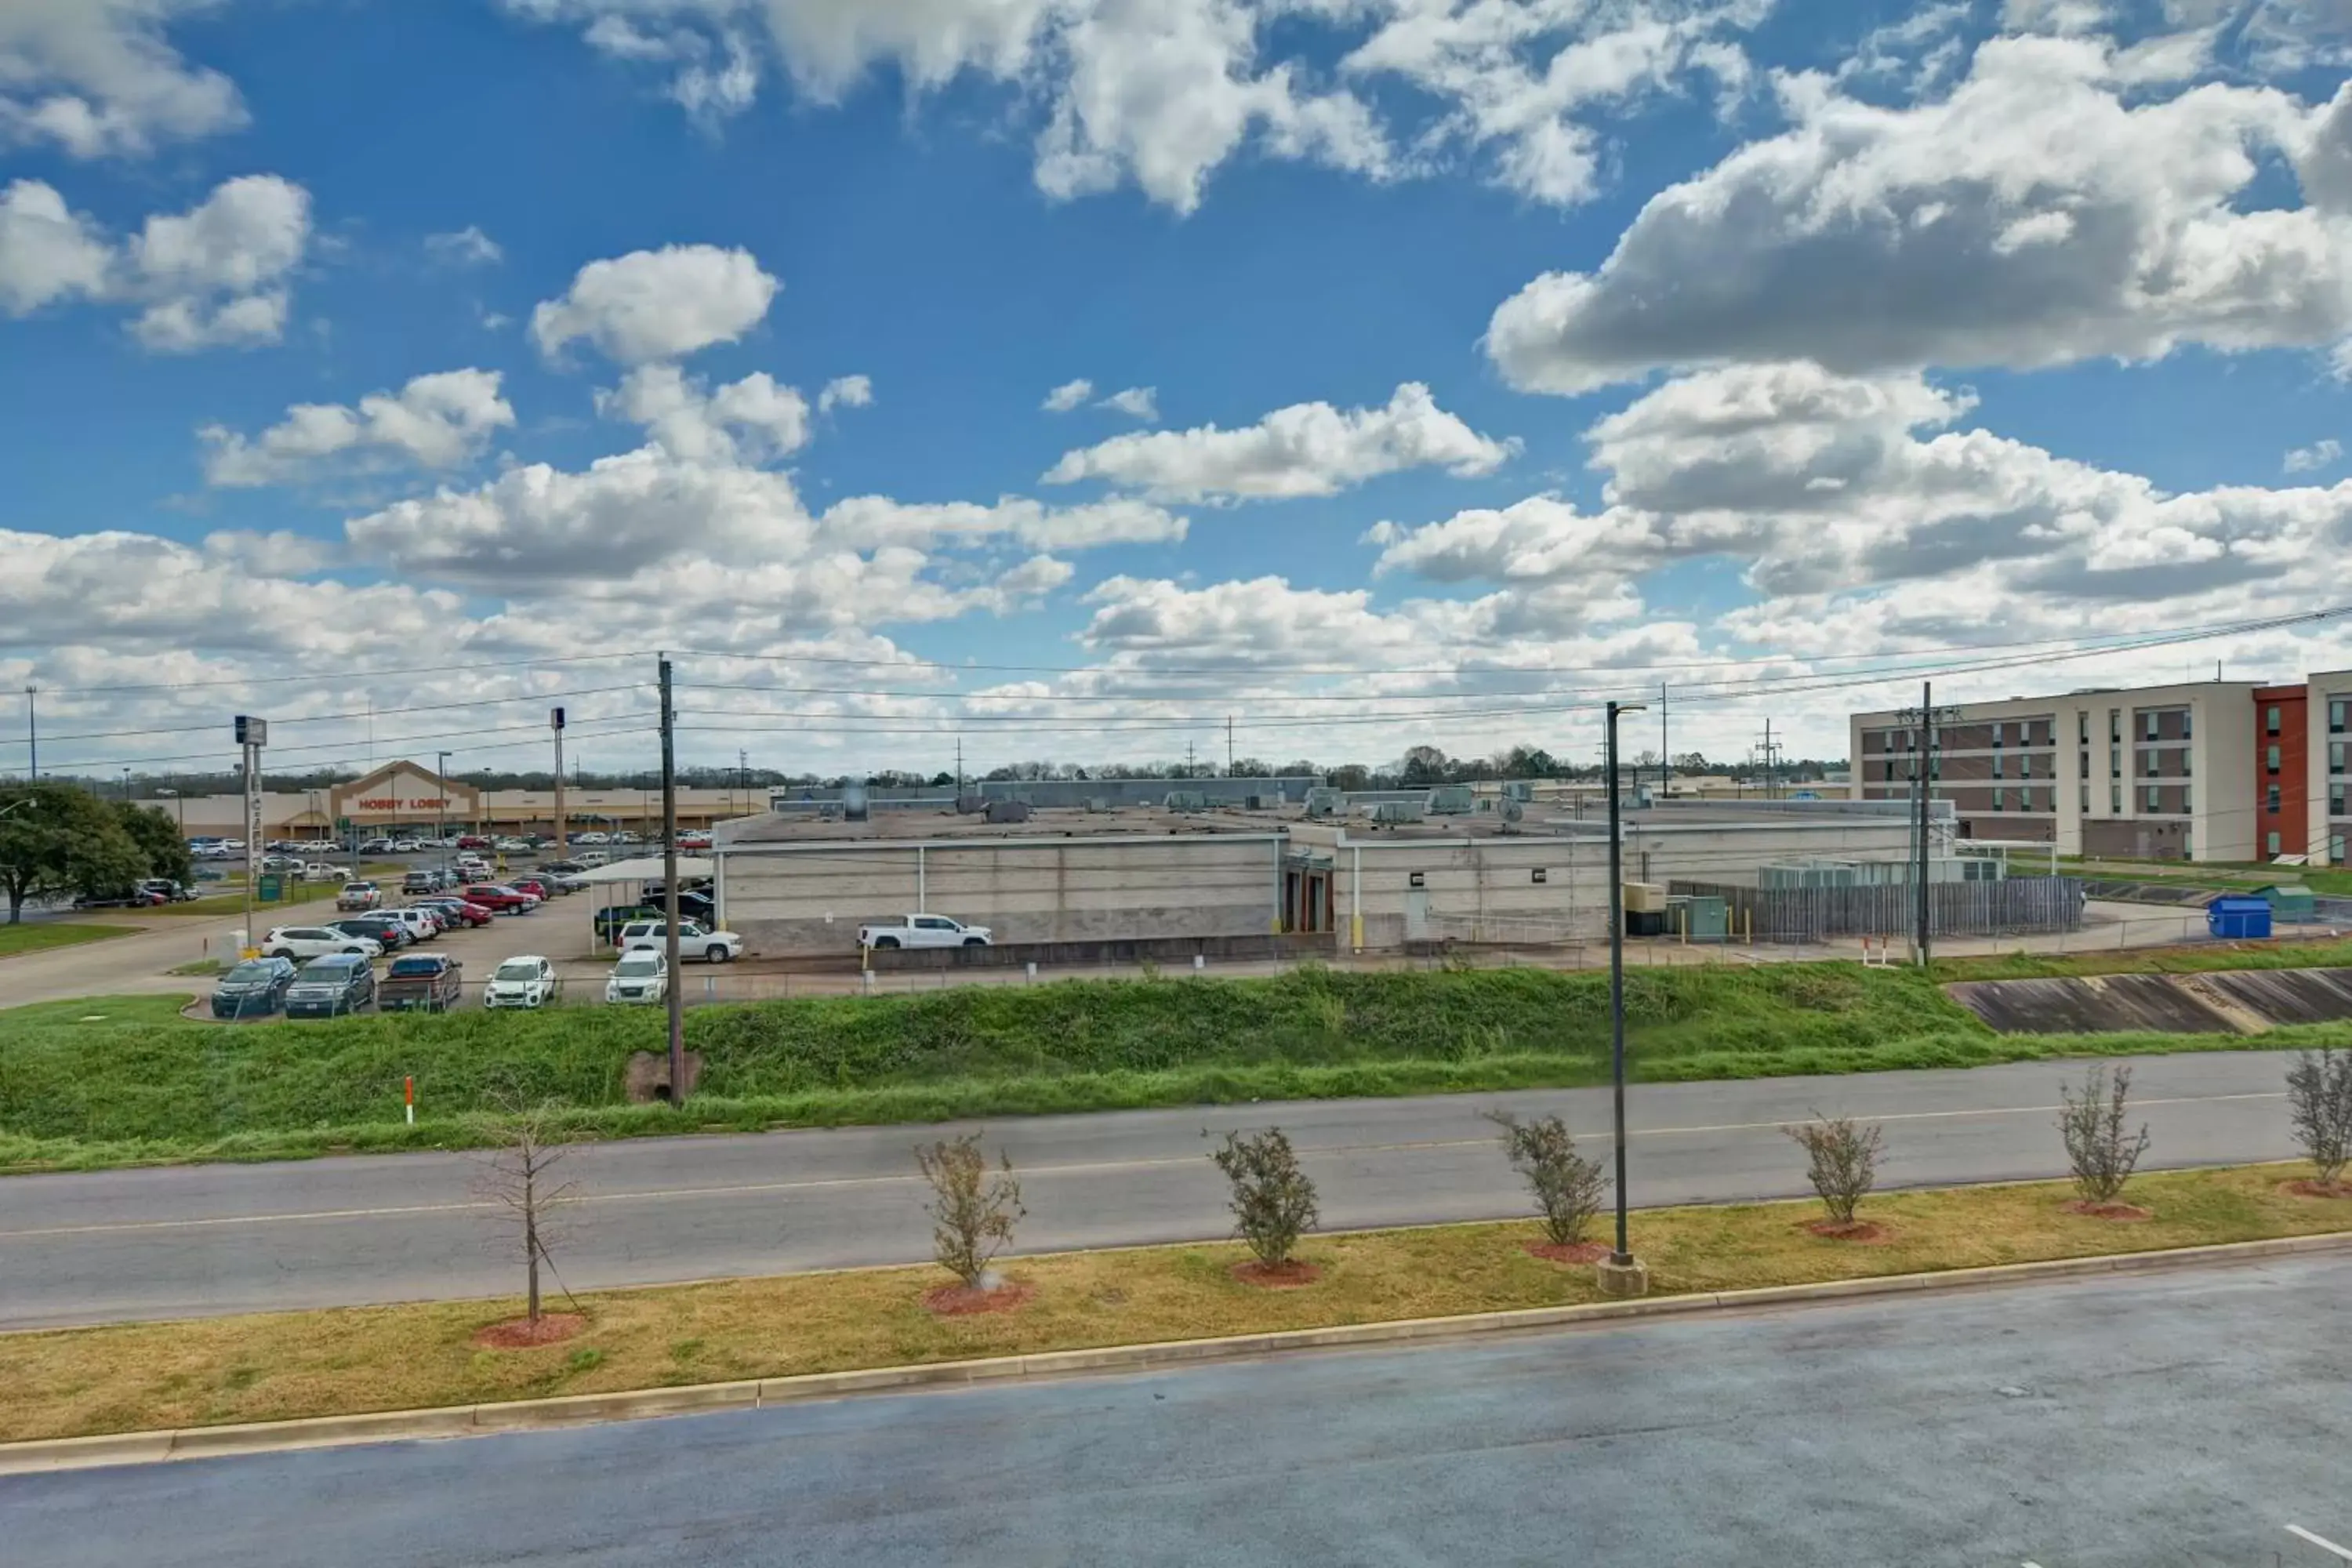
[2281,1179,2352,1200]
[1802,1219,1896,1244]
[472,1313,588,1349]
[923,1279,1036,1317]
[1523,1240,1611,1265]
[1229,1260,1322,1289]
[2063,1200,2153,1221]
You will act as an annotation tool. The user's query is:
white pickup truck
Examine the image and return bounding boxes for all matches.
[858,913,993,949]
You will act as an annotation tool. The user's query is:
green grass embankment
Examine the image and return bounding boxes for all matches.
[0,923,134,960]
[5,956,2346,1171]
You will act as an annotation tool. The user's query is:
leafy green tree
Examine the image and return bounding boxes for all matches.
[0,784,144,922]
[113,802,193,885]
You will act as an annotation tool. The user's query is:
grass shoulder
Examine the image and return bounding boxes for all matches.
[0,924,136,960]
[1,1163,2339,1445]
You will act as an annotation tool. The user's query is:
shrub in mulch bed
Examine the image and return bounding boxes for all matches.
[2062,1200,2152,1221]
[1523,1240,1610,1265]
[1802,1219,1895,1244]
[923,1279,1035,1317]
[1229,1260,1321,1290]
[473,1313,588,1348]
[2281,1180,2352,1201]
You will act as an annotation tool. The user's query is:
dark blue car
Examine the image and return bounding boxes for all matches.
[209,956,298,1020]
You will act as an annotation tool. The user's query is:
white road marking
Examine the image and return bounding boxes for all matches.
[2288,1524,2352,1561]
[0,1089,2288,1242]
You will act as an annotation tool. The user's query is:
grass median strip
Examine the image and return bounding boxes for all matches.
[2,1163,2343,1445]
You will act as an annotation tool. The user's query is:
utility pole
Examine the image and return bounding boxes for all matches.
[954,738,964,797]
[1186,739,1196,779]
[1226,715,1234,776]
[1896,681,1955,967]
[23,685,34,780]
[1601,699,1648,1298]
[234,717,266,956]
[551,708,567,858]
[737,748,747,817]
[435,750,452,885]
[1756,719,1782,800]
[659,655,684,1102]
[1659,683,1669,803]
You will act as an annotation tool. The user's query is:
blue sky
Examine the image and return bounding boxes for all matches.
[5,0,2352,779]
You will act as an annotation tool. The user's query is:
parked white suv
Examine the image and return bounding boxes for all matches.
[380,907,440,943]
[604,950,668,1004]
[483,956,559,1009]
[619,920,743,963]
[263,926,383,961]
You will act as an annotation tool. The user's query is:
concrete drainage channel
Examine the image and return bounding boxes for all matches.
[1947,966,2352,1036]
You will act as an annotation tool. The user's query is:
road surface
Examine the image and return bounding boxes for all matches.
[0,1049,2302,1328]
[6,1254,2347,1566]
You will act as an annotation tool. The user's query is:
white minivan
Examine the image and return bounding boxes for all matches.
[619,920,742,964]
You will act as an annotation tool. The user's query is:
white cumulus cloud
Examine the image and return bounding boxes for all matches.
[597,362,811,464]
[2285,437,2344,474]
[1044,381,1515,501]
[0,180,112,314]
[201,369,517,487]
[1097,385,1158,420]
[1043,377,1095,412]
[1486,34,2352,394]
[817,373,873,412]
[0,0,247,159]
[530,242,779,365]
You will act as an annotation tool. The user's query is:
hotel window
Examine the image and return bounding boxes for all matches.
[2335,787,2347,817]
[2267,786,2282,815]
[2110,746,2122,778]
[1992,753,2003,779]
[2336,833,2348,862]
[1991,721,2005,746]
[2146,785,2162,812]
[2180,752,2190,778]
[1992,788,2004,811]
[2333,700,2347,735]
[2078,712,2089,744]
[2268,831,2282,856]
[2183,710,2192,739]
[2333,742,2347,775]
[2080,785,2091,813]
[2267,705,2282,736]
[2079,751,2089,778]
[2145,712,2160,741]
[2109,710,2121,742]
[2111,782,2123,813]
[2267,745,2282,775]
[2140,749,2158,776]
[2183,786,2192,815]
[1930,757,1940,779]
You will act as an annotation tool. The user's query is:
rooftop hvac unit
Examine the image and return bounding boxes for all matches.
[1303,787,1344,818]
[841,780,869,822]
[1244,793,1272,810]
[1370,800,1424,825]
[1083,797,1112,813]
[1163,789,1207,811]
[954,793,989,815]
[1503,780,1534,802]
[1498,799,1525,825]
[1425,785,1475,815]
[985,800,1033,824]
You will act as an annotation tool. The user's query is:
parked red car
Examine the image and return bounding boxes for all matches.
[456,835,492,851]
[419,897,495,928]
[509,877,552,902]
[459,884,537,913]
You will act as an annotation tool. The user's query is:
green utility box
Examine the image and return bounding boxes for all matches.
[257,873,285,903]
[1684,893,1740,945]
[2254,883,2315,923]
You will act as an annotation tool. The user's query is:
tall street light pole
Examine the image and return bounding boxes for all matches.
[1600,699,1650,1299]
[23,686,34,781]
[436,750,452,887]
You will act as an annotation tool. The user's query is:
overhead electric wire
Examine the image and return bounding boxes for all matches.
[38,714,658,775]
[34,649,655,698]
[16,683,652,746]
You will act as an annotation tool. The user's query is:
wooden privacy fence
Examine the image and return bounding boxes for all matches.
[1668,877,2085,944]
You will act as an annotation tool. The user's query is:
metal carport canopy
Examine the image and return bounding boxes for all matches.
[575,855,713,884]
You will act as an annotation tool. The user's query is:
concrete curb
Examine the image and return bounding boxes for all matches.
[2,1230,2343,1475]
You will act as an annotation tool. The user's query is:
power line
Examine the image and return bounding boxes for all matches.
[12,683,652,746]
[29,649,655,698]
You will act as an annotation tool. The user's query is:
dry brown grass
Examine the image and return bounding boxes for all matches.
[4,1162,2346,1444]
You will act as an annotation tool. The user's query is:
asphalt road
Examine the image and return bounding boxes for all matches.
[0,1049,2303,1329]
[8,1254,2349,1566]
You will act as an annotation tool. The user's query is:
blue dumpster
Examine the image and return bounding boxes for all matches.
[2208,896,2272,939]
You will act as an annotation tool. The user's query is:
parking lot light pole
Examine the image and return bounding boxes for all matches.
[1599,699,1650,1298]
[436,751,452,886]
